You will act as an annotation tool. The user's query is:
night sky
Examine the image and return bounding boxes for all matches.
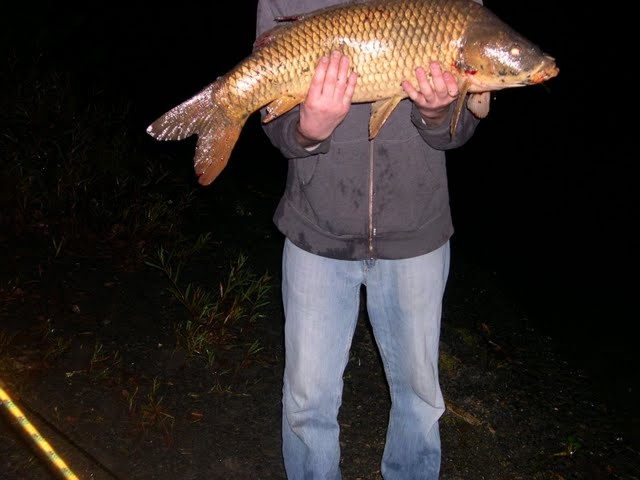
[4,2,635,402]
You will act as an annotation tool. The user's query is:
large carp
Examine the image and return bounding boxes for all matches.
[147,0,559,185]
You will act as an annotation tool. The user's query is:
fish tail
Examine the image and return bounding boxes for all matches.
[146,81,245,185]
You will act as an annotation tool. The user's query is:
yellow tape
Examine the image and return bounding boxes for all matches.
[0,386,80,480]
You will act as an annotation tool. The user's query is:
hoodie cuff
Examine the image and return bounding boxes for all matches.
[410,103,453,136]
[283,115,331,157]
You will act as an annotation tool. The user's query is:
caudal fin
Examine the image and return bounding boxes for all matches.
[146,82,244,186]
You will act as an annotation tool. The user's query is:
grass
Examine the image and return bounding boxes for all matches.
[1,48,194,253]
[140,377,175,442]
[0,47,277,470]
[146,245,272,371]
[1,47,273,384]
[122,377,175,445]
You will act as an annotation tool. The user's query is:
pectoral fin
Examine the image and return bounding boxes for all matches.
[263,95,304,123]
[467,92,491,119]
[369,96,404,139]
[450,81,472,137]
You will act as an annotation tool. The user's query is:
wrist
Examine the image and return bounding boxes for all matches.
[420,111,447,127]
[296,121,323,149]
[419,105,451,128]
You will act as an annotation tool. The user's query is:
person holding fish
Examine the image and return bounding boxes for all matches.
[148,0,557,476]
[256,0,482,478]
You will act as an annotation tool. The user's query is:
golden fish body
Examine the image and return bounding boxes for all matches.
[147,0,559,185]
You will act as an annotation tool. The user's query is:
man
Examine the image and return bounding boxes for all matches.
[256,0,482,477]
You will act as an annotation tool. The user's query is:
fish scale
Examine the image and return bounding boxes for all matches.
[147,0,558,186]
[243,0,473,105]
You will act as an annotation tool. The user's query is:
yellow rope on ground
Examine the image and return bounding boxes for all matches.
[0,385,80,480]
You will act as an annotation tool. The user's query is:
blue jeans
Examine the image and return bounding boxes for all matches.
[281,239,450,479]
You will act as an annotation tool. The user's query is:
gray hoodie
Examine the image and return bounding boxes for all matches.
[256,0,481,260]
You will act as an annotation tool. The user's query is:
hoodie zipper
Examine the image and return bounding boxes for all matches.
[368,139,375,258]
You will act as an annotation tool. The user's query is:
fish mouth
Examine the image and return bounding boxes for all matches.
[531,65,559,83]
[531,56,559,84]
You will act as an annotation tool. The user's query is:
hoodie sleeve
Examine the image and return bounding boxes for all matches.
[256,0,280,38]
[410,101,482,150]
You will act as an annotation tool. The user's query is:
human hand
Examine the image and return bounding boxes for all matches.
[402,62,459,128]
[297,50,358,147]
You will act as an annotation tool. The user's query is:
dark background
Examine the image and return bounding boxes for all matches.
[3,1,635,408]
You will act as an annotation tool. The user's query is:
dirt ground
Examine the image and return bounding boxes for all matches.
[1,169,639,480]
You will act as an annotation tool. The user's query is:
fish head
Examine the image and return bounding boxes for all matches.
[455,11,559,92]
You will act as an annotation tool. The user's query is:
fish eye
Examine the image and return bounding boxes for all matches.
[510,46,521,57]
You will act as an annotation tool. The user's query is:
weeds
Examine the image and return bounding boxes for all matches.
[87,342,122,381]
[51,236,65,259]
[123,386,139,415]
[124,377,175,445]
[43,337,72,363]
[2,41,271,458]
[235,339,265,372]
[89,342,110,370]
[552,435,582,457]
[1,48,198,256]
[146,245,272,373]
[141,377,175,436]
[0,330,17,359]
